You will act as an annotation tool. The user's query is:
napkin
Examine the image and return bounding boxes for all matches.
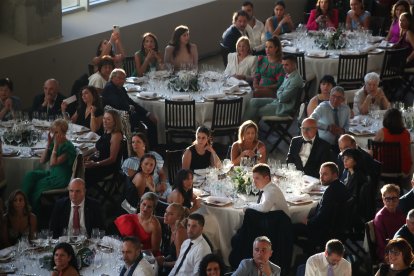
[360,45,376,53]
[286,193,311,202]
[139,92,158,98]
[32,119,51,128]
[125,84,142,92]
[0,247,13,258]
[205,93,226,100]
[71,124,89,133]
[126,76,147,83]
[349,125,374,135]
[171,94,191,101]
[283,46,299,53]
[307,50,327,57]
[202,71,222,80]
[33,149,45,156]
[78,132,100,140]
[205,196,232,205]
[227,77,249,86]
[223,85,240,94]
[301,175,320,193]
[153,70,169,77]
[340,50,360,55]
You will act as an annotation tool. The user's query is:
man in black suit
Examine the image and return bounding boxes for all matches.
[294,162,350,252]
[222,10,249,53]
[31,78,65,117]
[49,178,104,238]
[399,180,414,215]
[287,118,333,178]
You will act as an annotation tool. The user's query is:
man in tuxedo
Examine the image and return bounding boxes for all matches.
[31,78,65,117]
[222,10,249,53]
[49,178,104,238]
[287,118,333,178]
[399,179,414,215]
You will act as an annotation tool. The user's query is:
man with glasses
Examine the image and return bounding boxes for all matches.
[305,239,351,275]
[394,209,414,250]
[374,184,406,261]
[310,86,350,153]
[287,118,333,178]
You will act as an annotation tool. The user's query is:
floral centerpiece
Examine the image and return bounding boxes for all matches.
[230,167,252,194]
[169,70,199,92]
[314,29,347,50]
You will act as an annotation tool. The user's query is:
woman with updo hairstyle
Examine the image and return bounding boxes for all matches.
[199,253,225,276]
[0,77,21,121]
[386,0,411,43]
[134,32,164,77]
[168,169,201,213]
[51,242,79,276]
[375,238,414,276]
[224,36,257,82]
[164,25,198,71]
[264,1,294,39]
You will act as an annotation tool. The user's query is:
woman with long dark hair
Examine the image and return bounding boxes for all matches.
[164,25,198,71]
[51,242,79,276]
[168,169,201,213]
[306,0,339,30]
[134,32,164,76]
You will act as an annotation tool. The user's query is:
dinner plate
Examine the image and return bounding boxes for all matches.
[287,200,313,206]
[204,196,232,207]
[2,148,18,157]
[368,48,384,55]
[136,93,162,100]
[306,53,329,58]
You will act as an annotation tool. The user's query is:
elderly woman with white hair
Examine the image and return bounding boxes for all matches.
[353,72,390,116]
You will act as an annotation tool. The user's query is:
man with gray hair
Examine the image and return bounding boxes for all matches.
[310,86,350,152]
[31,78,65,117]
[394,209,414,250]
[353,72,390,115]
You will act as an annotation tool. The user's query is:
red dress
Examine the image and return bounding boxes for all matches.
[382,128,412,174]
[114,214,152,249]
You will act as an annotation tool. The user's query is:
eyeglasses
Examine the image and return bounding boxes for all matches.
[300,127,316,132]
[383,196,399,202]
[386,249,401,256]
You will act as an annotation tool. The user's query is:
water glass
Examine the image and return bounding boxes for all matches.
[91,228,100,242]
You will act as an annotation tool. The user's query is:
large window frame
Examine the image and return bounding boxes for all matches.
[62,0,126,14]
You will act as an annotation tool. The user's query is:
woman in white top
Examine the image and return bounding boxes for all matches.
[224,36,257,82]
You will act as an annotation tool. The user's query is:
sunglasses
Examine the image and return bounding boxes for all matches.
[383,196,399,202]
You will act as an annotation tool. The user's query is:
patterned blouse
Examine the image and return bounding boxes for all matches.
[254,56,285,93]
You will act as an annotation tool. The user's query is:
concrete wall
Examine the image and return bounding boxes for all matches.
[0,0,306,109]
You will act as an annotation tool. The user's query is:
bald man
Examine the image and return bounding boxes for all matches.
[49,178,104,238]
[31,79,65,117]
[287,118,333,178]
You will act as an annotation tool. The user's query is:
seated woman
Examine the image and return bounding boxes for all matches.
[306,0,339,30]
[374,184,406,262]
[341,149,367,198]
[1,190,37,247]
[61,86,103,134]
[346,0,371,30]
[353,72,390,116]
[122,133,168,198]
[395,12,414,68]
[386,0,411,43]
[134,32,164,77]
[375,238,414,276]
[92,31,125,71]
[253,37,285,98]
[182,126,221,171]
[224,36,257,82]
[22,119,76,213]
[51,242,80,276]
[164,25,198,71]
[0,78,21,121]
[231,120,266,166]
[156,203,189,275]
[115,192,162,256]
[374,108,412,176]
[307,75,336,116]
[84,110,123,187]
[168,169,201,213]
[88,55,115,93]
[264,1,294,39]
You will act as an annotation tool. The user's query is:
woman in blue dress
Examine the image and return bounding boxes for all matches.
[264,1,294,40]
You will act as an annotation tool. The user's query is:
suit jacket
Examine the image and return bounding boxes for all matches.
[287,135,333,178]
[399,189,414,215]
[49,197,105,238]
[222,25,243,53]
[274,70,303,116]
[31,93,65,116]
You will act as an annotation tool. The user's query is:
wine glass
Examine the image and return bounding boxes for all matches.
[245,183,252,195]
[4,131,13,145]
[252,184,259,197]
[31,131,39,146]
[221,159,232,174]
[13,131,22,147]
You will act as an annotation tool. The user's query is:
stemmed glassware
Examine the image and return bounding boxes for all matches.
[252,185,259,197]
[245,183,252,195]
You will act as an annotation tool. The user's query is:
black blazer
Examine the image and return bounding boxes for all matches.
[49,197,105,238]
[399,189,414,215]
[31,93,65,117]
[286,135,333,178]
[222,25,242,53]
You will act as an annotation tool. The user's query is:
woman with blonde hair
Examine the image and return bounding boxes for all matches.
[224,36,257,82]
[231,120,267,165]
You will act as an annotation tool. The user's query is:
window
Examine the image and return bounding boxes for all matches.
[62,0,80,10]
[62,0,120,13]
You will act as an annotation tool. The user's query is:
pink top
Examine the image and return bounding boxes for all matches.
[389,20,400,43]
[306,9,339,31]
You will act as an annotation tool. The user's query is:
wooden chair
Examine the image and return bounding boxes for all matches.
[164,99,196,148]
[365,220,379,274]
[380,48,409,100]
[165,149,185,185]
[123,56,136,77]
[337,53,368,90]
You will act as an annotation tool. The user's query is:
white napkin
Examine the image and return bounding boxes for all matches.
[283,46,299,53]
[205,93,226,100]
[139,92,158,98]
[32,119,51,128]
[171,94,191,101]
[340,50,360,55]
[307,50,327,57]
[71,124,89,133]
[286,193,311,202]
[205,196,231,204]
[202,71,222,80]
[0,247,13,258]
[227,77,248,86]
[349,125,374,134]
[126,76,148,83]
[281,40,292,46]
[153,70,169,77]
[301,175,320,193]
[223,85,240,93]
[79,132,100,140]
[125,84,141,92]
[360,45,376,53]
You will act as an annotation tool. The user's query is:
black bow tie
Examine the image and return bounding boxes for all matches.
[303,140,313,145]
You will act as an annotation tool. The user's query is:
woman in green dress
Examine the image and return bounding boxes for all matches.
[22,119,76,213]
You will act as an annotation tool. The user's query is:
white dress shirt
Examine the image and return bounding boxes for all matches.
[299,136,316,167]
[68,199,86,235]
[305,252,352,276]
[168,235,211,276]
[130,258,154,276]
[245,18,266,51]
[88,72,107,89]
[248,182,290,217]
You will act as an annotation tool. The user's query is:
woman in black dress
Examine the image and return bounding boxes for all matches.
[168,169,201,213]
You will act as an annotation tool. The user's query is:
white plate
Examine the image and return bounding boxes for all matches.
[194,168,209,175]
[204,196,232,206]
[368,48,384,55]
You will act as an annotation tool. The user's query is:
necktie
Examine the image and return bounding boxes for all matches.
[303,140,312,145]
[333,108,339,126]
[174,241,193,275]
[73,205,80,231]
[257,191,263,203]
[327,264,334,276]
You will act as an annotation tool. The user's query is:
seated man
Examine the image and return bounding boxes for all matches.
[233,236,281,276]
[88,55,114,93]
[31,78,65,117]
[394,209,414,251]
[247,163,289,216]
[101,68,158,147]
[310,86,350,152]
[49,178,105,238]
[241,1,265,54]
[287,118,333,178]
[305,239,352,275]
[243,54,303,122]
[399,178,414,215]
[120,236,153,276]
[353,72,390,116]
[222,10,249,53]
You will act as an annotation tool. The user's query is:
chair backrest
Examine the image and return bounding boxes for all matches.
[164,99,196,130]
[365,220,377,265]
[123,56,136,77]
[71,152,85,180]
[165,149,185,185]
[104,105,132,156]
[368,139,401,174]
[380,48,410,82]
[211,97,243,131]
[337,53,368,90]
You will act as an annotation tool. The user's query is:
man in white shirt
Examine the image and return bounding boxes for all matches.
[305,239,352,276]
[241,1,265,54]
[247,163,289,217]
[169,213,211,276]
[120,236,153,276]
